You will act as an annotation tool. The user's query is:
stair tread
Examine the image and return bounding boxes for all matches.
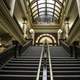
[54,75,80,77]
[51,57,74,59]
[0,74,80,78]
[8,61,39,64]
[1,70,80,73]
[12,59,40,61]
[7,63,80,65]
[0,70,38,72]
[3,66,38,69]
[53,67,80,69]
[13,58,40,59]
[52,61,80,62]
[10,60,80,63]
[0,75,37,77]
[10,61,39,62]
[52,64,80,65]
[51,59,80,61]
[53,71,80,73]
[6,63,38,65]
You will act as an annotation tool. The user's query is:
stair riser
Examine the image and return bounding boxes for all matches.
[2,67,38,70]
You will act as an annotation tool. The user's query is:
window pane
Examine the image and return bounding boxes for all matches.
[47,15,52,17]
[54,14,58,19]
[55,6,60,12]
[47,12,53,15]
[39,8,45,12]
[39,12,45,15]
[38,4,45,8]
[33,10,38,16]
[59,0,63,3]
[34,14,38,18]
[38,0,45,4]
[32,6,37,12]
[47,0,54,4]
[54,11,59,16]
[39,15,46,19]
[56,2,61,8]
[31,2,37,8]
[47,4,54,8]
[47,8,53,12]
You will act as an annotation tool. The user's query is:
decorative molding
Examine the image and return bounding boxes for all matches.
[0,0,26,45]
[67,16,80,44]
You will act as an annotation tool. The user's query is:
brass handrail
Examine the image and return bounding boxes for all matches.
[48,45,54,80]
[36,45,44,80]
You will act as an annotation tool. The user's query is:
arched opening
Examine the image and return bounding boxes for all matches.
[36,34,56,46]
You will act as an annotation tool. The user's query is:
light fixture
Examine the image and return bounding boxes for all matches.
[0,42,2,46]
[30,29,34,33]
[58,29,62,33]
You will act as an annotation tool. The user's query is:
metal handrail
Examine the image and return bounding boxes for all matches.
[36,45,44,80]
[48,45,54,80]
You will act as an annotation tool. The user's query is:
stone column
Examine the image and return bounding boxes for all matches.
[64,17,69,39]
[10,0,16,16]
[58,29,62,45]
[65,23,69,39]
[23,20,27,38]
[30,29,35,45]
[76,0,80,17]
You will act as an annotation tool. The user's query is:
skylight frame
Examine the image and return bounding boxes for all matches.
[28,0,65,22]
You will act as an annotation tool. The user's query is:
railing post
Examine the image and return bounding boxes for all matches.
[12,40,18,58]
[69,45,73,57]
[72,41,79,59]
[12,40,22,58]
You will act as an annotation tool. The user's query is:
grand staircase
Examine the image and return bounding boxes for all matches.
[0,46,80,80]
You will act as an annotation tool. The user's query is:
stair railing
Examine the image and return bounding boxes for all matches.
[36,44,44,80]
[48,44,54,80]
[42,42,48,80]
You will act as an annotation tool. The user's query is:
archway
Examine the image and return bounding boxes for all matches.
[36,34,56,45]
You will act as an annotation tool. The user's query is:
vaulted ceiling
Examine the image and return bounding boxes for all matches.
[26,0,66,23]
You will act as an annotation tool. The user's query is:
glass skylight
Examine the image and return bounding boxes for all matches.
[28,0,65,22]
[39,12,45,15]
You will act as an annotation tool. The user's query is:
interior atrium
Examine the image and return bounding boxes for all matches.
[0,0,80,80]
